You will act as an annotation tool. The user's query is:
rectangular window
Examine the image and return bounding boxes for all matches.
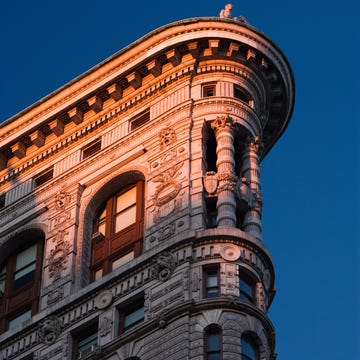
[34,167,53,188]
[239,273,255,304]
[8,309,32,330]
[114,186,137,232]
[13,243,37,290]
[203,83,216,97]
[82,139,101,160]
[119,296,144,333]
[204,266,220,298]
[73,321,98,360]
[130,110,150,131]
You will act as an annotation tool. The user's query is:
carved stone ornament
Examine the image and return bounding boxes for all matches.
[152,162,183,206]
[99,316,113,337]
[95,290,113,309]
[48,240,71,280]
[151,252,176,281]
[203,171,218,195]
[159,126,177,149]
[38,316,62,345]
[211,114,234,131]
[54,189,71,211]
[220,244,241,261]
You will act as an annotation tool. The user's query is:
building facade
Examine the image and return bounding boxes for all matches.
[0,8,294,360]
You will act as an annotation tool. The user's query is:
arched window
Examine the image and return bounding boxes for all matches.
[241,334,259,360]
[205,325,222,360]
[91,180,144,281]
[0,229,44,333]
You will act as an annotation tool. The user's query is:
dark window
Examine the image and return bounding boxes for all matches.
[205,197,217,228]
[130,110,150,131]
[73,322,98,360]
[241,335,258,360]
[34,167,53,187]
[0,231,44,334]
[82,139,101,160]
[119,296,144,333]
[91,181,144,281]
[234,85,253,105]
[205,127,217,172]
[205,325,222,360]
[203,84,216,97]
[204,266,220,298]
[239,271,256,304]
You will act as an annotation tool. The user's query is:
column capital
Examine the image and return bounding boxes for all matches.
[211,115,234,132]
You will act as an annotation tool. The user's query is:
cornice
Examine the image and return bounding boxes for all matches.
[0,17,294,171]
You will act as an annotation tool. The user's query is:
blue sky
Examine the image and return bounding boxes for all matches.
[1,1,359,358]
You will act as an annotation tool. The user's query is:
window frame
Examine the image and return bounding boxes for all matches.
[0,233,44,334]
[241,334,259,360]
[72,320,99,360]
[203,265,220,298]
[204,324,222,360]
[238,269,256,304]
[90,181,144,281]
[203,83,216,97]
[118,295,144,334]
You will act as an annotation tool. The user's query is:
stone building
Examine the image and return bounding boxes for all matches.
[0,6,294,360]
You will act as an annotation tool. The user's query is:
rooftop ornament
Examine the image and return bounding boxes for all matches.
[219,3,248,23]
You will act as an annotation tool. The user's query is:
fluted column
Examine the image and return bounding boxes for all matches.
[211,115,237,227]
[241,136,263,240]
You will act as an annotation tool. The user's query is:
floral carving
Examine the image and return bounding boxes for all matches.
[38,316,62,345]
[99,316,113,337]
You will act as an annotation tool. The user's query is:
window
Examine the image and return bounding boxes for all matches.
[72,321,98,360]
[205,325,222,360]
[119,296,144,333]
[34,167,54,187]
[205,197,217,228]
[130,110,150,131]
[203,83,216,97]
[241,335,258,360]
[82,139,101,160]
[0,230,44,334]
[239,271,256,304]
[204,266,220,298]
[234,85,254,107]
[91,181,144,281]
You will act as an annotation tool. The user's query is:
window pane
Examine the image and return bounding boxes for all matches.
[115,205,136,232]
[15,244,37,271]
[208,354,221,360]
[94,269,103,281]
[207,333,220,351]
[207,272,218,287]
[112,251,134,271]
[8,309,31,330]
[14,244,37,289]
[97,208,107,235]
[242,337,256,360]
[78,331,98,356]
[124,306,144,329]
[116,186,136,213]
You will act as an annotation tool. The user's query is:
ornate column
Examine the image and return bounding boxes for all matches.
[241,136,263,240]
[211,115,237,228]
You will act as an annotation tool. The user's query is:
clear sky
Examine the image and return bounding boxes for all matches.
[1,1,359,359]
